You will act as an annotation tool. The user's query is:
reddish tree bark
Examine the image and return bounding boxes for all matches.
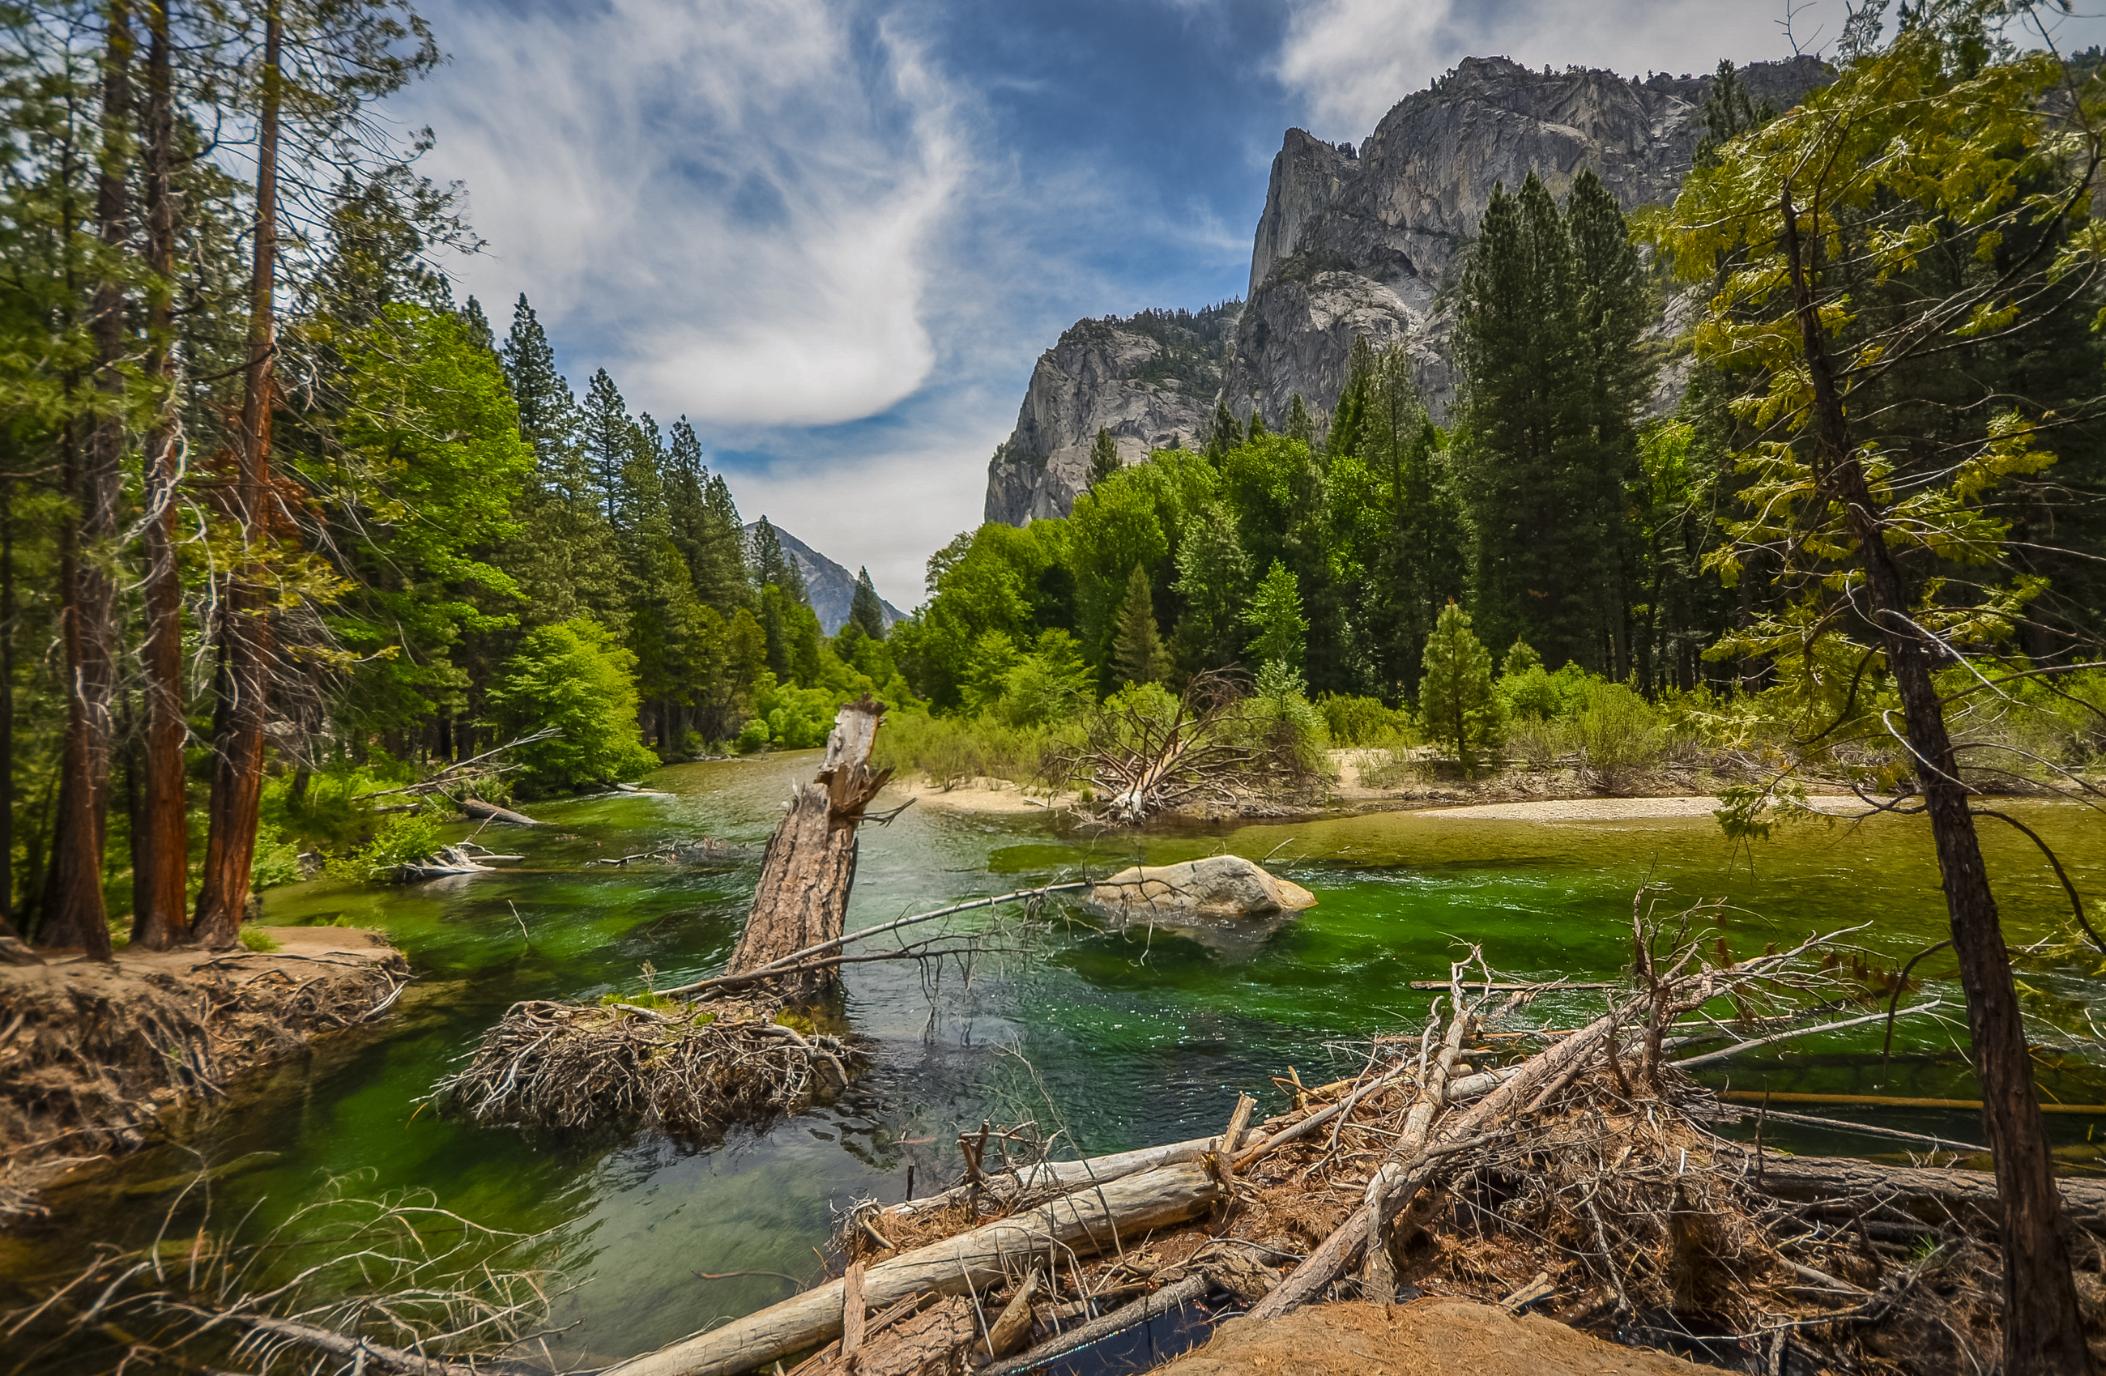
[193,3,281,949]
[130,0,188,950]
[46,2,136,960]
[1781,189,2092,1376]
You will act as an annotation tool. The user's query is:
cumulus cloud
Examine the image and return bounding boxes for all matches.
[1275,0,2106,138]
[407,0,964,429]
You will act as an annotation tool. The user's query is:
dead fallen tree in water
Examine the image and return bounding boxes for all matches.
[433,701,1074,1143]
[610,916,2101,1376]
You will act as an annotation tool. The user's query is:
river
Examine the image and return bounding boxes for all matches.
[16,753,2106,1368]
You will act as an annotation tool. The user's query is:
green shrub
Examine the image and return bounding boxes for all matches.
[734,718,772,754]
[250,818,307,890]
[238,927,283,953]
[1247,661,1332,781]
[1318,693,1411,747]
[351,811,445,881]
[873,709,1060,787]
[1572,680,1667,791]
[1498,664,1562,721]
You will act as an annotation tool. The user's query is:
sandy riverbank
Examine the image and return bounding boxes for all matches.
[0,926,408,1224]
[1420,794,1866,822]
[883,774,1075,816]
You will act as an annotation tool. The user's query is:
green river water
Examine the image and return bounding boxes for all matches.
[13,752,2106,1369]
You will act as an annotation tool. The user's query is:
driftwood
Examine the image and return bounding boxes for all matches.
[726,697,891,999]
[1748,1154,2106,1235]
[602,1158,1222,1376]
[458,797,541,827]
[395,842,526,880]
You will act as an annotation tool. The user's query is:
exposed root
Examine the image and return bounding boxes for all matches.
[427,998,859,1143]
[0,930,409,1224]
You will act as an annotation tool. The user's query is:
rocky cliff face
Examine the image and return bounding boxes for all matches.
[984,305,1239,524]
[986,54,1829,525]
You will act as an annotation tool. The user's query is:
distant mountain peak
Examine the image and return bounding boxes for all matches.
[743,522,906,634]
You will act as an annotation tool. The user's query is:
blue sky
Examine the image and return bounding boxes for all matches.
[397,0,2106,607]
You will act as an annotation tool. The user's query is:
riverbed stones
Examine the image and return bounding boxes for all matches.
[1085,855,1316,925]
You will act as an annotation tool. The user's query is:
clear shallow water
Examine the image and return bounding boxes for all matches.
[13,755,2106,1368]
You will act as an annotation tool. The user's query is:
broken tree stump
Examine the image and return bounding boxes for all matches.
[726,697,891,1002]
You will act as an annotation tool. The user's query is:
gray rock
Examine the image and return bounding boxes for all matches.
[984,307,1239,525]
[1085,854,1318,926]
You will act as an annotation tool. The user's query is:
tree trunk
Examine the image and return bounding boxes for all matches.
[132,0,187,950]
[727,696,889,1000]
[1,467,14,929]
[194,2,281,949]
[48,2,136,961]
[1780,188,2092,1376]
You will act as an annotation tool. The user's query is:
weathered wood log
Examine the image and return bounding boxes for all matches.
[603,1159,1221,1376]
[459,797,541,827]
[726,697,891,1000]
[1748,1154,2106,1235]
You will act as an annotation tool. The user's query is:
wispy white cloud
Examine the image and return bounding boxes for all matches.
[410,0,964,429]
[1276,0,2106,138]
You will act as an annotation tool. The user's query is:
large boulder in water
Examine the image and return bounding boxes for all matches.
[1085,855,1316,925]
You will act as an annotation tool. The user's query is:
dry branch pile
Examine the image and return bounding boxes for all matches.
[609,922,2106,1376]
[1048,671,1313,824]
[427,998,856,1142]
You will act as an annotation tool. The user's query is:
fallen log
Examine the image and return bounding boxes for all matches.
[726,697,891,1000]
[603,1159,1223,1376]
[1718,1088,2106,1115]
[459,797,541,827]
[1748,1154,2106,1234]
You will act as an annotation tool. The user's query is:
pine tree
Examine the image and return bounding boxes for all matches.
[747,517,806,601]
[1172,500,1250,672]
[1328,337,1376,462]
[1088,428,1121,487]
[1418,601,1500,774]
[1245,405,1267,441]
[1455,173,1605,671]
[1566,169,1652,678]
[1204,398,1239,462]
[1109,564,1170,686]
[501,294,584,501]
[460,293,494,352]
[694,474,752,612]
[1284,393,1315,446]
[849,567,887,639]
[582,368,632,529]
[1243,559,1307,672]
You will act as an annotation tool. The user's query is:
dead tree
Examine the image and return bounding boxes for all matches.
[726,696,891,1000]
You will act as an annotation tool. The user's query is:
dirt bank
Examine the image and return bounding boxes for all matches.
[1162,1298,1718,1373]
[0,927,408,1224]
[1159,1298,1721,1375]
